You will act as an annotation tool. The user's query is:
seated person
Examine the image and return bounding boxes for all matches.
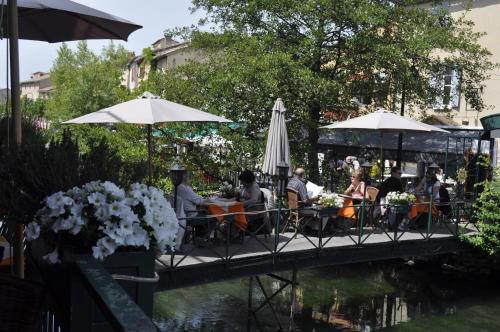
[176,171,207,218]
[376,166,404,202]
[344,171,369,200]
[287,168,320,205]
[415,171,441,201]
[238,170,264,211]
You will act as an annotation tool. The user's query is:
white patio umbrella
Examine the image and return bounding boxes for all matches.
[64,92,232,182]
[320,108,449,178]
[262,98,291,176]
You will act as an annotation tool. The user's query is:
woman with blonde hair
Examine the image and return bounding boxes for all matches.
[344,170,369,199]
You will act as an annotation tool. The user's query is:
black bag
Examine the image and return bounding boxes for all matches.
[438,186,451,216]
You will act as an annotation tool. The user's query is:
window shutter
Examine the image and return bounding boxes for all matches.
[449,70,460,108]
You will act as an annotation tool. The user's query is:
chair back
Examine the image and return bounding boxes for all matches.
[366,186,379,202]
[287,188,300,209]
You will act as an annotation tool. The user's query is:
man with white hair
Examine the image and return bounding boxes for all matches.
[177,171,206,217]
[286,168,320,205]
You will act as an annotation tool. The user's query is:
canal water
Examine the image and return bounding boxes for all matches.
[153,259,500,331]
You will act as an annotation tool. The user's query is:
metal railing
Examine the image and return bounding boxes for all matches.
[28,252,158,332]
[160,199,476,271]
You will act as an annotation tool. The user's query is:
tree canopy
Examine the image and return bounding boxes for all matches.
[48,41,130,120]
[149,0,494,180]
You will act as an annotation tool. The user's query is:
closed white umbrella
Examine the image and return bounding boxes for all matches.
[64,92,232,182]
[262,98,291,176]
[320,108,449,178]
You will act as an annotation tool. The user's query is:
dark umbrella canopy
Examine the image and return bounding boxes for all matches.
[1,0,141,42]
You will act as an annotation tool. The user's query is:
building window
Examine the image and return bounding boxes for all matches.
[432,68,460,111]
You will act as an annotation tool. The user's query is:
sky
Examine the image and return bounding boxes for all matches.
[0,0,206,87]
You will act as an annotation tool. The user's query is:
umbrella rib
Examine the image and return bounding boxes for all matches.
[18,8,53,41]
[66,11,126,41]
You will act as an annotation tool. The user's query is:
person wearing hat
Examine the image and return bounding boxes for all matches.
[287,168,320,205]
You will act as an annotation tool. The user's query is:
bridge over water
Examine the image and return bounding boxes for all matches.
[155,202,476,291]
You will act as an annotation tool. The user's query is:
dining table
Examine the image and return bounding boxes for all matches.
[409,193,438,220]
[336,194,360,220]
[202,198,247,231]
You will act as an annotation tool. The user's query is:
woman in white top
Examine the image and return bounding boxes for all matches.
[415,171,441,201]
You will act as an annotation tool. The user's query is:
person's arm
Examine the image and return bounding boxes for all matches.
[298,183,309,202]
[432,182,441,200]
[344,184,354,195]
[414,179,424,193]
[185,186,203,206]
[242,184,261,208]
[360,181,369,199]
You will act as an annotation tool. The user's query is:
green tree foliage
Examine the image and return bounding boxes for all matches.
[48,41,129,120]
[464,168,500,255]
[150,0,493,181]
[0,118,147,226]
[21,96,47,118]
[45,41,153,179]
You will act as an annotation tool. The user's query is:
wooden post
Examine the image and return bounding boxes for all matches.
[8,0,24,279]
[147,124,152,185]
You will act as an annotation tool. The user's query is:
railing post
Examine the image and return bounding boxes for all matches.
[359,200,365,245]
[427,199,433,239]
[275,198,282,253]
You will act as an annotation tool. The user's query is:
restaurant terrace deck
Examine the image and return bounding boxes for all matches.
[155,203,477,291]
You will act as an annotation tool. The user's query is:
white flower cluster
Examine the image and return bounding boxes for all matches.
[25,181,179,263]
[318,193,344,208]
[219,181,235,198]
[386,191,416,205]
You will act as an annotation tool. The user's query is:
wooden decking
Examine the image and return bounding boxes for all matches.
[155,223,477,291]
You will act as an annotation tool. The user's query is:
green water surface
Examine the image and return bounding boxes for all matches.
[153,261,500,331]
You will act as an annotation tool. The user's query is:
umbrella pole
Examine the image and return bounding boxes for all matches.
[380,132,384,182]
[147,124,152,185]
[9,0,24,278]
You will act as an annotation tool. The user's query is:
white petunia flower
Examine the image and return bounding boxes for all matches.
[92,245,106,260]
[25,222,40,241]
[97,237,117,255]
[103,181,125,199]
[43,248,60,264]
[87,192,106,205]
[116,219,134,237]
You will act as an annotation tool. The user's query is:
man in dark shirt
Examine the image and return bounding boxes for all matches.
[376,166,403,201]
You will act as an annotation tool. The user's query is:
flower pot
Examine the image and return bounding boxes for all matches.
[389,204,410,214]
[317,206,340,217]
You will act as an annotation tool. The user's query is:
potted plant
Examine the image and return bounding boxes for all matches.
[26,180,179,319]
[386,191,416,214]
[317,193,344,216]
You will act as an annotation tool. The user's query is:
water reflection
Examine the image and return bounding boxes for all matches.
[154,261,499,331]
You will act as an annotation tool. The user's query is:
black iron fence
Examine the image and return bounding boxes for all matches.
[160,199,476,272]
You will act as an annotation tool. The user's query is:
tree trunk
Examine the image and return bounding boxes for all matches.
[307,101,321,183]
